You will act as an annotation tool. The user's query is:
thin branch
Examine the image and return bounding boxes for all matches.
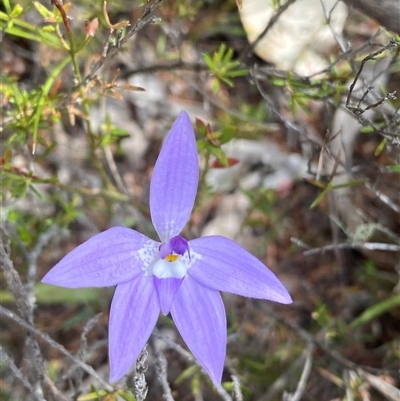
[152,329,233,401]
[83,0,164,84]
[357,368,400,401]
[0,345,39,400]
[283,342,315,401]
[156,352,175,401]
[345,39,398,115]
[319,0,348,54]
[252,64,308,138]
[242,0,299,59]
[302,242,400,255]
[42,373,71,401]
[25,226,61,313]
[257,303,393,376]
[72,313,103,398]
[258,356,306,401]
[0,226,46,400]
[119,60,207,79]
[231,375,243,401]
[0,305,113,391]
[364,182,400,214]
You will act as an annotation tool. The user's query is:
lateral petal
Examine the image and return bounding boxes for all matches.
[171,275,226,385]
[41,227,159,288]
[188,236,292,304]
[150,111,199,242]
[109,274,160,382]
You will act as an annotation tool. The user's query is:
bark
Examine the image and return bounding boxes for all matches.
[342,0,400,33]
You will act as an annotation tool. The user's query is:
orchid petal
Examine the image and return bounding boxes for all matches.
[171,275,226,385]
[154,277,183,315]
[150,111,199,242]
[41,227,159,288]
[109,274,160,382]
[188,236,292,304]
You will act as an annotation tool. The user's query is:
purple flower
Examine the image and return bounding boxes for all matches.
[42,111,292,385]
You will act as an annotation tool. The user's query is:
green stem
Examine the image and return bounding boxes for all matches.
[32,56,71,153]
[53,2,116,191]
[195,147,211,210]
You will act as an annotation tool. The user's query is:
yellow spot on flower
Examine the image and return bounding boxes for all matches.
[165,254,179,262]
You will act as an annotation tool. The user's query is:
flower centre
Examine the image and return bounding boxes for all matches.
[152,235,190,279]
[159,235,190,260]
[165,253,179,262]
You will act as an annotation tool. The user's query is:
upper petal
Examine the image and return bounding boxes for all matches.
[109,274,160,382]
[171,275,226,386]
[188,236,292,304]
[41,227,159,288]
[150,111,199,242]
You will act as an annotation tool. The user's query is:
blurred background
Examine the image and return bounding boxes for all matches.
[1,0,399,400]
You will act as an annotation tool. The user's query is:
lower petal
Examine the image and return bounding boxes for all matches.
[154,277,183,315]
[109,274,160,382]
[171,275,226,385]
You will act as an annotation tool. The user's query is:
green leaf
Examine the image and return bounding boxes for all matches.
[349,294,400,329]
[119,391,136,401]
[310,183,332,209]
[310,178,368,209]
[10,4,23,18]
[386,165,400,172]
[209,146,228,167]
[34,283,105,305]
[0,11,63,48]
[174,365,198,385]
[2,0,12,14]
[33,2,54,20]
[374,138,387,156]
[78,390,108,401]
[331,178,368,190]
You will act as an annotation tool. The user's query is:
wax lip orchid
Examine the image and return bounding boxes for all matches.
[42,110,292,385]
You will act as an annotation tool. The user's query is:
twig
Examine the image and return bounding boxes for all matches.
[319,0,348,54]
[256,303,393,376]
[104,144,129,195]
[78,313,103,362]
[83,0,164,84]
[119,60,207,78]
[345,39,398,115]
[303,242,400,255]
[0,305,113,391]
[156,352,175,401]
[283,342,315,401]
[357,368,400,401]
[364,182,400,214]
[152,329,233,401]
[343,370,355,401]
[0,345,38,400]
[242,0,298,59]
[42,373,71,401]
[72,313,103,398]
[231,375,243,401]
[0,226,46,401]
[258,356,305,401]
[252,64,307,138]
[290,237,312,250]
[25,226,61,313]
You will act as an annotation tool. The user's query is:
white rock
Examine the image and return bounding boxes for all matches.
[239,0,348,75]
